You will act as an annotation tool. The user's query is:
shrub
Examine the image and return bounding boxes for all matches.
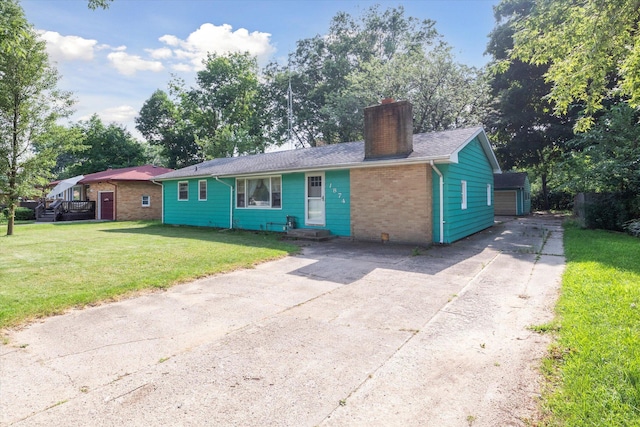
[623,219,640,237]
[583,193,630,231]
[2,207,36,221]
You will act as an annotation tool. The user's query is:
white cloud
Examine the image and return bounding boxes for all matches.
[38,30,97,62]
[107,51,164,76]
[146,47,173,59]
[100,105,138,123]
[158,23,276,71]
[171,63,193,72]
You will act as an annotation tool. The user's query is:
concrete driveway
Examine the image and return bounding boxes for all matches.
[1,216,564,427]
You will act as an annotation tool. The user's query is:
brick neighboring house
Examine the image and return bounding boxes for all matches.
[81,165,173,221]
[155,99,502,245]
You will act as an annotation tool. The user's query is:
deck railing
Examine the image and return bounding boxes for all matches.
[61,201,95,213]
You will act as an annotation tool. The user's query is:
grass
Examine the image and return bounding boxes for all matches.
[539,223,640,426]
[0,221,298,329]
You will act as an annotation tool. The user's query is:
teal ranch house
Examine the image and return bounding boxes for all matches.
[154,100,502,245]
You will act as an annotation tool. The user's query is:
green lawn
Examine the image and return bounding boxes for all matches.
[540,224,640,426]
[0,221,298,329]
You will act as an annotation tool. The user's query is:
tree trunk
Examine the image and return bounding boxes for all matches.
[6,204,15,236]
[541,172,550,211]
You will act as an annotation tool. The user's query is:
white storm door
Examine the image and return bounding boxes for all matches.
[305,173,325,225]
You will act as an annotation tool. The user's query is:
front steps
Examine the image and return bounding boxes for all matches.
[285,228,333,241]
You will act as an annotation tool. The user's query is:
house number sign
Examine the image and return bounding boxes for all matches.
[328,183,347,204]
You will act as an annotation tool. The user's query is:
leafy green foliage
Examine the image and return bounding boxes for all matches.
[1,206,34,221]
[264,5,463,147]
[511,0,640,130]
[64,115,149,176]
[187,52,269,157]
[87,0,113,9]
[0,0,74,235]
[623,219,640,238]
[541,225,640,425]
[137,53,267,162]
[136,89,200,169]
[561,104,640,195]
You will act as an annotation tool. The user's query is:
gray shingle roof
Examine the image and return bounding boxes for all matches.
[494,172,528,189]
[155,126,498,180]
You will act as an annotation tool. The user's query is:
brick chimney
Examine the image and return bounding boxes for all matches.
[364,99,413,160]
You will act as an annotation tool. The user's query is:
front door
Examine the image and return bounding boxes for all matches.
[100,191,114,220]
[305,173,325,225]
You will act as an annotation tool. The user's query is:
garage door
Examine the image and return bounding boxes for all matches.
[495,191,517,215]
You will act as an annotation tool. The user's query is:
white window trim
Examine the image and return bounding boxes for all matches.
[178,181,189,201]
[487,184,492,206]
[198,180,207,201]
[461,180,468,210]
[141,195,151,207]
[235,176,282,210]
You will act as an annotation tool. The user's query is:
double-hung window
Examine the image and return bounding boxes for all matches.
[178,181,189,201]
[141,195,151,207]
[236,176,281,209]
[199,180,207,201]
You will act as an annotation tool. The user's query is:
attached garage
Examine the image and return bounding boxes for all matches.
[494,172,531,216]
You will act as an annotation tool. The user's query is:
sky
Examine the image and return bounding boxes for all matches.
[21,0,500,140]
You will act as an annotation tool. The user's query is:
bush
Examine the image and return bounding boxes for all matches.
[532,190,574,211]
[623,219,640,237]
[582,193,633,231]
[2,207,35,221]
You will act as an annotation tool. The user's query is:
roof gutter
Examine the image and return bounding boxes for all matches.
[430,161,444,244]
[156,156,453,181]
[215,176,234,229]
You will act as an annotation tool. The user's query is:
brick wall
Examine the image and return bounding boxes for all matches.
[87,181,163,220]
[364,100,413,159]
[350,164,432,244]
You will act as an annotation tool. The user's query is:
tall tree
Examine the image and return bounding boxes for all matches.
[0,0,74,235]
[342,44,489,134]
[560,104,640,197]
[67,115,148,176]
[183,52,269,158]
[87,0,113,9]
[264,6,439,147]
[136,89,201,169]
[510,0,640,130]
[484,0,575,208]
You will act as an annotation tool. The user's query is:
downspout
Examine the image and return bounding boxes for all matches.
[215,176,234,229]
[430,161,444,244]
[151,180,163,224]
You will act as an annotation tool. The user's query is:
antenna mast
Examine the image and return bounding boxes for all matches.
[286,58,305,149]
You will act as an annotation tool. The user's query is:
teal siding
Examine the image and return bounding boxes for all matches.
[435,137,495,243]
[163,177,232,228]
[324,170,351,236]
[163,170,351,237]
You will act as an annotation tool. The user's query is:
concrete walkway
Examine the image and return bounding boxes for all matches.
[1,216,564,426]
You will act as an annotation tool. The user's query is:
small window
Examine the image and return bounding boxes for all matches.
[141,195,150,207]
[198,180,207,201]
[236,176,282,209]
[236,179,245,207]
[178,181,189,201]
[461,180,468,210]
[487,184,492,206]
